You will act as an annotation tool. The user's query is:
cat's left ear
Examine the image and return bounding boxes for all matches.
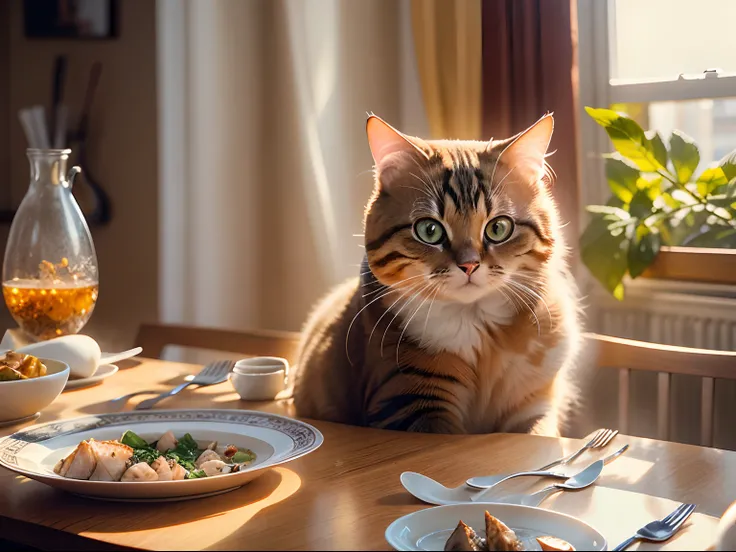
[366,114,429,166]
[496,113,554,181]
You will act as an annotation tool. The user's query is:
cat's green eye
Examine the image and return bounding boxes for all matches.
[485,216,514,243]
[414,218,446,245]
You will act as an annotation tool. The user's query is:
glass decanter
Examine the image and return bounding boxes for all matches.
[2,149,99,340]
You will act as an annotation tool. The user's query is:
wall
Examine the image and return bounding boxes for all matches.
[2,0,158,350]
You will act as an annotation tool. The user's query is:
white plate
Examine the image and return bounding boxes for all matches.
[0,409,323,501]
[385,503,607,551]
[64,364,119,390]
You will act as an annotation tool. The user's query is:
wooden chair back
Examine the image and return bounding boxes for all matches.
[586,332,736,447]
[135,323,302,365]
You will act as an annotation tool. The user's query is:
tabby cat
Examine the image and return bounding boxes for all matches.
[292,114,581,435]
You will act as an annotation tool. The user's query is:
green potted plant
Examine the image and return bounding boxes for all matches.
[581,107,736,299]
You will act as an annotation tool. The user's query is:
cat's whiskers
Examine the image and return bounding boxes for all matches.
[419,280,444,348]
[496,284,520,316]
[362,272,427,294]
[380,280,435,357]
[395,280,442,364]
[368,279,428,349]
[507,278,553,330]
[502,280,541,335]
[404,179,435,200]
[346,282,424,365]
[409,158,442,201]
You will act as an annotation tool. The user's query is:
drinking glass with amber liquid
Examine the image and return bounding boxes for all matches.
[3,149,98,341]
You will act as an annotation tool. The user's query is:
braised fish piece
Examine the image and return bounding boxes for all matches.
[151,456,173,481]
[170,460,187,481]
[195,449,220,468]
[156,430,178,453]
[121,462,159,482]
[88,440,134,481]
[55,440,97,480]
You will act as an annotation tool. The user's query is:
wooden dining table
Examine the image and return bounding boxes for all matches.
[0,357,733,551]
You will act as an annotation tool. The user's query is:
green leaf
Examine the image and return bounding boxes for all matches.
[585,107,664,172]
[580,212,630,300]
[669,130,700,183]
[627,228,661,278]
[719,149,736,181]
[637,175,663,202]
[605,156,640,203]
[629,189,654,220]
[585,205,631,219]
[177,433,199,453]
[696,166,728,197]
[121,430,149,449]
[186,469,207,479]
[646,131,668,168]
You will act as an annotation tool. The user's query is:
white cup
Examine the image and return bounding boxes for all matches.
[230,357,289,401]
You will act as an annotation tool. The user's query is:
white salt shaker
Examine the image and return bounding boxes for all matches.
[717,500,736,551]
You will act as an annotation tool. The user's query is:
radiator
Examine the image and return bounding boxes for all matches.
[579,278,736,450]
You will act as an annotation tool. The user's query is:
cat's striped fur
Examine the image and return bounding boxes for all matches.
[292,114,582,435]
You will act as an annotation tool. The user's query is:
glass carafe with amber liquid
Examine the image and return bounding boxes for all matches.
[2,149,98,341]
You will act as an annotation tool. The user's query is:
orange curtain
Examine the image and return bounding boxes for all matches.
[411,0,482,140]
[481,0,581,245]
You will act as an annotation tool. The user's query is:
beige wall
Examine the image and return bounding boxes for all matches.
[1,0,158,350]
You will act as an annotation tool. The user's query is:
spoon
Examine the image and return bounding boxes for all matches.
[473,459,604,506]
[100,347,143,365]
[401,444,628,506]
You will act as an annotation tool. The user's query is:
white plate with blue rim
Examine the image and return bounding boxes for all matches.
[385,503,607,551]
[0,409,323,502]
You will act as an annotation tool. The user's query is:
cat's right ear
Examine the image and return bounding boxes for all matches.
[366,114,429,166]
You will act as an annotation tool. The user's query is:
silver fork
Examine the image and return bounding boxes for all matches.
[612,503,697,551]
[539,428,619,470]
[466,428,619,489]
[134,360,234,410]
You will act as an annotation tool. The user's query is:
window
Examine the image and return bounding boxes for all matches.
[577,0,736,284]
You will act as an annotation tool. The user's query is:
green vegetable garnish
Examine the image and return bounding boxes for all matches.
[231,450,256,464]
[186,469,207,479]
[120,430,150,449]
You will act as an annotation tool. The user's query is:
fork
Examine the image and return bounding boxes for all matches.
[613,504,697,552]
[466,428,619,489]
[134,360,234,410]
[612,503,697,551]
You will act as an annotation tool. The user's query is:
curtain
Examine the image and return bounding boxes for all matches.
[481,0,581,246]
[157,0,428,334]
[411,0,482,139]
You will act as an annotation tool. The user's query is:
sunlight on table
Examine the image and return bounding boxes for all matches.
[83,467,302,549]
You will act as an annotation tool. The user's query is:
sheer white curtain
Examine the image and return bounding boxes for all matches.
[157,0,427,334]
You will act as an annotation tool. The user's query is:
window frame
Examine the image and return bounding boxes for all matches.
[577,0,736,286]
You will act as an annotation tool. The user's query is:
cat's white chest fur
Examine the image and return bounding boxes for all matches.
[401,291,515,365]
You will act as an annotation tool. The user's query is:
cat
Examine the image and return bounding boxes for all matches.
[291,114,582,435]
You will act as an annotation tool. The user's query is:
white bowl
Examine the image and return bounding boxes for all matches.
[0,358,70,422]
[234,356,289,375]
[230,370,286,401]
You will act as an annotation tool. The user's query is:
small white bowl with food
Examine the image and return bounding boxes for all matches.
[0,352,69,423]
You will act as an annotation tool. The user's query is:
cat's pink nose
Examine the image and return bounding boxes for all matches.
[458,262,479,276]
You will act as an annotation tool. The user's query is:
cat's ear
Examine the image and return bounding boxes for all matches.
[366,114,429,166]
[496,114,554,181]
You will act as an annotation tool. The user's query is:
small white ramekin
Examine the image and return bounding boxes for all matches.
[230,357,289,401]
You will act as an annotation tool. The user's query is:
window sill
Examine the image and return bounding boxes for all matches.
[642,247,736,286]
